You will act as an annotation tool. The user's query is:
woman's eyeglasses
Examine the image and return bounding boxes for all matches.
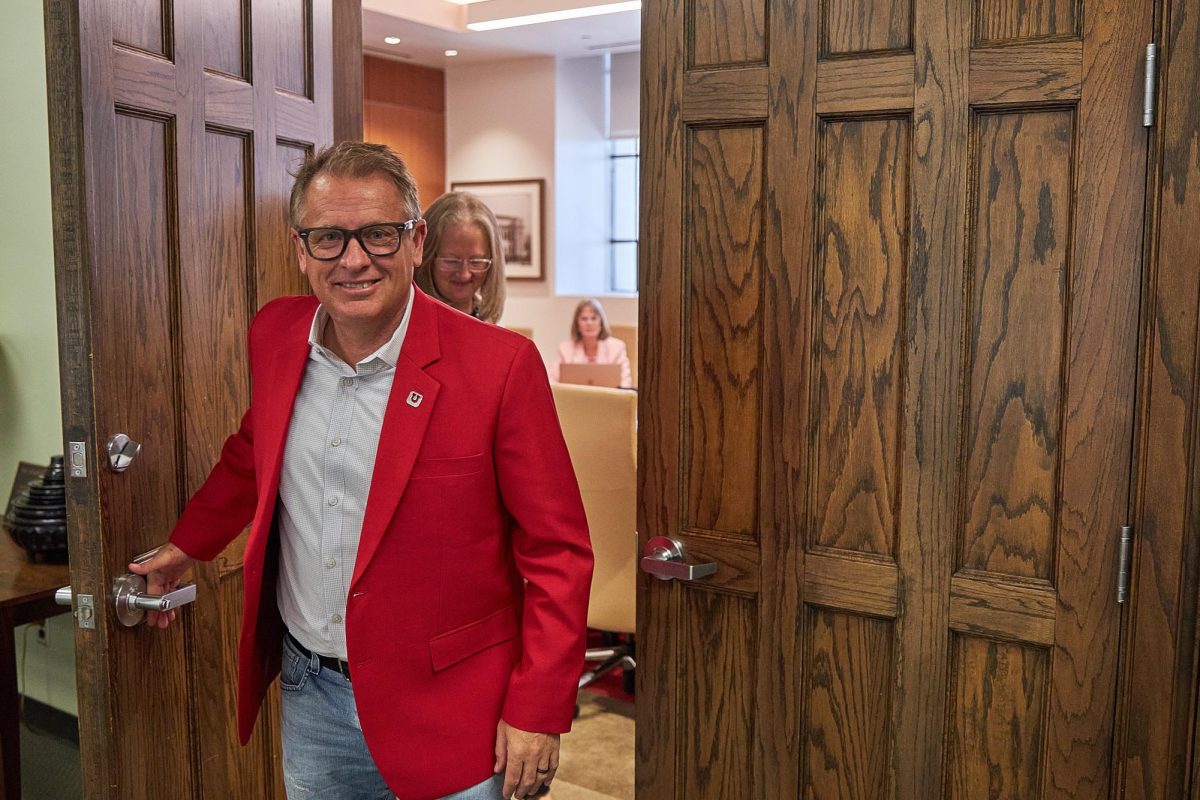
[434,257,493,274]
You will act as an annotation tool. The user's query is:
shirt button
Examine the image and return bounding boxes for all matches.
[331,614,342,624]
[340,377,353,388]
[327,496,339,507]
[331,437,341,447]
[325,558,336,568]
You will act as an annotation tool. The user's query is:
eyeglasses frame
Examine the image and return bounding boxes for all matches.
[295,219,420,261]
[433,256,494,274]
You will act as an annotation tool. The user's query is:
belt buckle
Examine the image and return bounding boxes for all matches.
[336,658,351,681]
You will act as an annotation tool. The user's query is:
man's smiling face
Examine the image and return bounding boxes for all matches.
[293,172,426,343]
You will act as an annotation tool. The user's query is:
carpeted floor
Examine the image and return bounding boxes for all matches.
[548,691,635,800]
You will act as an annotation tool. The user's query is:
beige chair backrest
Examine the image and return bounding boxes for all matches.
[551,383,637,634]
[608,324,638,388]
[505,326,534,339]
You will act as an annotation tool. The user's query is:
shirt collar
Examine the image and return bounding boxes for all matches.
[306,289,414,371]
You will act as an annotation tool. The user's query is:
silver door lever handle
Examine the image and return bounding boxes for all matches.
[53,546,198,626]
[640,536,718,582]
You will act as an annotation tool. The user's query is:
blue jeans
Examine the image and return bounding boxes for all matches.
[279,633,506,800]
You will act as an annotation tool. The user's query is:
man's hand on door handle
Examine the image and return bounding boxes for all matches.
[129,543,194,628]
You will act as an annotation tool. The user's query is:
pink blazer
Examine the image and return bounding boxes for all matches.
[169,288,593,800]
[550,337,633,388]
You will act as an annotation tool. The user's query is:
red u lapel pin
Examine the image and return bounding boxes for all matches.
[407,390,424,408]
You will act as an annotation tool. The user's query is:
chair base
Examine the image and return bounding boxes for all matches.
[578,636,636,692]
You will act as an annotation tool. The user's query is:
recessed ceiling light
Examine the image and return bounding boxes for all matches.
[467,1,641,31]
[384,36,401,45]
[445,49,459,57]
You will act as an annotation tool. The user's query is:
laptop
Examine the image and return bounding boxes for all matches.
[558,363,623,388]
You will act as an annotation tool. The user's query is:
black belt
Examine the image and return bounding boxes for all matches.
[287,631,351,681]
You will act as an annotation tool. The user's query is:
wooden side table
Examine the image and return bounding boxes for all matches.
[0,534,71,800]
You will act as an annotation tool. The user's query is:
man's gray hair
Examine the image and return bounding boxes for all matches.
[289,142,421,227]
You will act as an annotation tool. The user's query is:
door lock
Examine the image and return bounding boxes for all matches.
[106,433,142,472]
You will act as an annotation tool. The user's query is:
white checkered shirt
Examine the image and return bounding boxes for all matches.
[276,291,413,659]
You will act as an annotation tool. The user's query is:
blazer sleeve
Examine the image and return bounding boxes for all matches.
[494,340,593,733]
[168,407,257,561]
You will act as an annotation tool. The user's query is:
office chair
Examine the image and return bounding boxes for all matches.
[550,383,637,693]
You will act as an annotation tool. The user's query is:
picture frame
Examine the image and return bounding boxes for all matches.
[450,178,545,280]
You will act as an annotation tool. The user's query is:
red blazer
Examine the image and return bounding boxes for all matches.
[169,289,593,799]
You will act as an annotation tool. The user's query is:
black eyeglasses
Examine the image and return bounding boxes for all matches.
[434,257,493,274]
[296,220,419,261]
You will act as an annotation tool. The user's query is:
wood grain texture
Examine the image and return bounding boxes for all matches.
[101,109,195,800]
[802,608,895,799]
[44,0,340,794]
[946,636,1049,799]
[363,57,443,193]
[1045,1,1151,796]
[949,574,1056,646]
[331,0,363,143]
[975,0,1078,45]
[756,0,816,794]
[815,54,914,114]
[1117,1,1200,797]
[43,1,121,792]
[202,0,247,77]
[814,116,909,559]
[682,67,769,123]
[822,0,911,56]
[680,590,758,799]
[892,0,970,793]
[803,552,899,618]
[275,0,309,96]
[258,141,312,304]
[676,533,761,596]
[961,110,1072,584]
[112,46,177,114]
[685,126,763,538]
[205,72,255,130]
[969,41,1082,106]
[111,0,167,55]
[635,0,685,793]
[690,0,766,67]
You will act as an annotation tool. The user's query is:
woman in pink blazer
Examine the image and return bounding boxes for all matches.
[550,299,633,388]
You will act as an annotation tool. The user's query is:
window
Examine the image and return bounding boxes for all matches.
[609,137,639,294]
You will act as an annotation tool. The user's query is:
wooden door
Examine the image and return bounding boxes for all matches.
[638,0,1151,797]
[1115,0,1200,798]
[43,1,359,797]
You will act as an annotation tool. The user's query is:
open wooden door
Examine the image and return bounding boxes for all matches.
[43,1,360,797]
[638,0,1152,797]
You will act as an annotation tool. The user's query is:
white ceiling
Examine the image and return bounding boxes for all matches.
[361,0,641,69]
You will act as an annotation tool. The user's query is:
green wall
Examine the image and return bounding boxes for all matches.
[2,0,76,715]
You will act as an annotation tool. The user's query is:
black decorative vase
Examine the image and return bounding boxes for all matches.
[4,456,69,563]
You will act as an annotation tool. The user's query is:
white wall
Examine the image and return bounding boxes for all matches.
[554,56,609,298]
[2,0,77,716]
[445,55,638,365]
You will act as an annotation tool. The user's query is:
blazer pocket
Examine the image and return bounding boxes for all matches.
[410,452,486,480]
[429,605,520,672]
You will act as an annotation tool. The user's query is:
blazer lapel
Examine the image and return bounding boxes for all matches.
[352,289,443,586]
[254,304,315,511]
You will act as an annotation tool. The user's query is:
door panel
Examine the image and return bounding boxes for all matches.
[638,0,1151,797]
[45,0,358,796]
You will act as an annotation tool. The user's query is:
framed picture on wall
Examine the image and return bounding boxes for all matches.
[450,178,545,280]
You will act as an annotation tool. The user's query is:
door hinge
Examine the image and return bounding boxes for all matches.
[1117,525,1134,604]
[1143,43,1157,127]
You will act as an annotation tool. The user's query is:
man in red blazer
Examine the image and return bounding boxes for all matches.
[133,142,593,800]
